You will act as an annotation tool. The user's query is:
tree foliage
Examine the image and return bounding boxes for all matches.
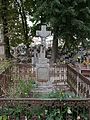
[0,0,33,52]
[30,0,90,61]
[1,0,11,58]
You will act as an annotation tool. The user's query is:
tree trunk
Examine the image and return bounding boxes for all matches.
[52,27,59,63]
[1,0,11,59]
[20,0,29,48]
[15,0,30,55]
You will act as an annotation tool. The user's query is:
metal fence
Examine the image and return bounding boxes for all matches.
[11,63,36,81]
[67,65,90,98]
[49,64,68,91]
[0,66,11,96]
[0,63,35,97]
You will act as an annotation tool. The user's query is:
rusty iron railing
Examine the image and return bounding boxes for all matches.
[67,65,90,98]
[0,63,36,97]
[0,65,11,96]
[11,63,36,81]
[49,64,68,91]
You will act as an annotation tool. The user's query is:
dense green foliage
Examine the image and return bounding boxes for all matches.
[0,105,89,120]
[0,0,32,48]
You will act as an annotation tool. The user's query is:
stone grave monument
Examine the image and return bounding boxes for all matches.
[0,24,5,60]
[36,25,51,88]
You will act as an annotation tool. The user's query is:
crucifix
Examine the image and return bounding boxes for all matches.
[36,25,51,58]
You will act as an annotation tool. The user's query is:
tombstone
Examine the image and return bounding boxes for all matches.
[0,24,5,60]
[36,25,51,84]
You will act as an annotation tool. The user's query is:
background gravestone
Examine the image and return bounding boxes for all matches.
[0,25,5,60]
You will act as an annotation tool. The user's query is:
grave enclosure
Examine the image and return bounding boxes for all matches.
[0,63,90,119]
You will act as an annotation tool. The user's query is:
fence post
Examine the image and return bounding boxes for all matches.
[66,64,68,82]
[76,73,79,97]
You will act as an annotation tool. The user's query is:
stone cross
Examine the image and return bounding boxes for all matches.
[36,25,51,38]
[36,25,51,58]
[36,25,51,46]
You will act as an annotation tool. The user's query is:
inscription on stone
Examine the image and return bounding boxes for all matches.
[37,67,49,81]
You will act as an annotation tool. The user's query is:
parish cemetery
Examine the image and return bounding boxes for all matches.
[0,0,90,119]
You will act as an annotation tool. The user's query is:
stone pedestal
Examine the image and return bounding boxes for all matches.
[35,60,53,93]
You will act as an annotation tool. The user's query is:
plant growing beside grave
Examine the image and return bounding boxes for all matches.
[33,90,80,100]
[8,78,37,98]
[15,79,32,97]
